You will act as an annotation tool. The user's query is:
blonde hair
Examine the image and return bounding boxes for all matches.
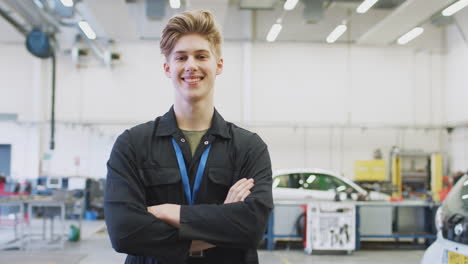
[160,10,223,59]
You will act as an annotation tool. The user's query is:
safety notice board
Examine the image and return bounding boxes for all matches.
[305,202,356,254]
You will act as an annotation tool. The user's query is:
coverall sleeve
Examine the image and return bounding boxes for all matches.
[178,134,273,248]
[104,130,191,257]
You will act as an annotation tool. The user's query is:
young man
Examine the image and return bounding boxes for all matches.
[104,10,273,264]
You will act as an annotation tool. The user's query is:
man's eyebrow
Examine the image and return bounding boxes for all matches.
[173,49,210,54]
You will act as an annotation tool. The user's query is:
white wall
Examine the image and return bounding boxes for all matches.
[251,43,444,126]
[249,42,445,175]
[448,128,468,173]
[39,124,118,179]
[0,44,44,180]
[1,39,448,180]
[444,8,468,173]
[0,45,30,117]
[0,122,40,179]
[445,9,468,126]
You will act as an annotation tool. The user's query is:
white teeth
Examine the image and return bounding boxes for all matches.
[184,77,201,83]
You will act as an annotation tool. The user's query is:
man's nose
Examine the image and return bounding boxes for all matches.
[184,56,198,71]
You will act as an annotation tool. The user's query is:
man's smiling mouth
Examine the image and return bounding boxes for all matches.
[181,76,204,83]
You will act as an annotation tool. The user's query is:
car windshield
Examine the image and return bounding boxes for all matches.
[273,174,301,188]
[445,174,468,218]
[273,173,358,193]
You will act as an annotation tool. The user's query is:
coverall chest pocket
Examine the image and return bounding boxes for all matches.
[207,167,235,204]
[139,167,184,205]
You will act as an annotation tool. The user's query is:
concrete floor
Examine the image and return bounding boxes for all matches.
[0,220,425,264]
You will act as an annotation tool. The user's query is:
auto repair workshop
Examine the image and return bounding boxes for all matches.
[1,0,468,263]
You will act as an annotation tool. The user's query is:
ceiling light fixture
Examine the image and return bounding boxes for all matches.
[442,0,468,16]
[284,0,299,11]
[356,0,379,14]
[397,27,424,45]
[33,0,44,8]
[78,21,97,40]
[60,0,74,7]
[326,24,347,43]
[266,23,282,42]
[170,0,181,9]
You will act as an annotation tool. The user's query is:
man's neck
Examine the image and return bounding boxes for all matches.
[173,100,214,131]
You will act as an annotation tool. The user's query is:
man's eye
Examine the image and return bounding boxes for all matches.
[176,57,186,61]
[198,55,208,59]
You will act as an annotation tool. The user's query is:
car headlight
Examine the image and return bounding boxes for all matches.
[454,223,464,236]
[435,206,446,232]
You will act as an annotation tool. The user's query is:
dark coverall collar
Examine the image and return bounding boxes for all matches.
[155,106,232,139]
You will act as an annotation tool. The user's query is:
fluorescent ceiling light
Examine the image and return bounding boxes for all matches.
[266,23,282,42]
[78,20,97,40]
[356,0,378,14]
[326,24,347,43]
[397,27,424,45]
[33,0,44,8]
[442,0,468,16]
[169,0,181,9]
[284,0,299,11]
[60,0,74,7]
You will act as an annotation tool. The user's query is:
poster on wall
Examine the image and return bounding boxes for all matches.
[305,202,356,254]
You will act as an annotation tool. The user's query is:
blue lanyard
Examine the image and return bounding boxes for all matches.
[171,138,211,205]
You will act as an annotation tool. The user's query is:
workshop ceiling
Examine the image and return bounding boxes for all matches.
[0,0,464,52]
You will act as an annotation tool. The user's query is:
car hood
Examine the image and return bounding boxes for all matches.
[367,191,391,201]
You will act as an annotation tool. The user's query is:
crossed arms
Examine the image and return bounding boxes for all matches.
[104,130,273,258]
[147,178,255,252]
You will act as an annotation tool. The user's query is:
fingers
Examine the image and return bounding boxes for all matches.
[190,240,216,252]
[236,189,251,202]
[224,178,247,202]
[233,179,253,202]
[224,178,254,204]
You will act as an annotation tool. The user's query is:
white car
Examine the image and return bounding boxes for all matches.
[272,168,390,201]
[421,174,468,264]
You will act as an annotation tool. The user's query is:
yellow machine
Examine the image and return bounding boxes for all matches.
[431,154,443,201]
[391,156,401,198]
[391,151,443,201]
[355,160,386,182]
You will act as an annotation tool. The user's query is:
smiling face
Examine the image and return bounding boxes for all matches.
[164,33,223,104]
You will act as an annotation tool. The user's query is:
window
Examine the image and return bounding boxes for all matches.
[274,174,302,188]
[273,175,288,188]
[328,176,358,193]
[304,174,334,191]
[274,172,359,193]
[446,174,468,217]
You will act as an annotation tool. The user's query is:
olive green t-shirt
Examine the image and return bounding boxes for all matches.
[181,129,208,157]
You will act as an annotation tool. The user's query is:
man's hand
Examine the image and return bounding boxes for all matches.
[147,204,181,228]
[189,178,254,253]
[147,178,254,252]
[190,240,216,253]
[224,178,254,204]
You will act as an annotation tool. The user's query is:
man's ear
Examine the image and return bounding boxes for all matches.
[164,62,171,78]
[216,58,224,75]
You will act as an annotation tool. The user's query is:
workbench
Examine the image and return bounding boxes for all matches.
[0,200,26,250]
[355,200,438,249]
[0,198,83,250]
[264,200,439,251]
[26,200,67,250]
